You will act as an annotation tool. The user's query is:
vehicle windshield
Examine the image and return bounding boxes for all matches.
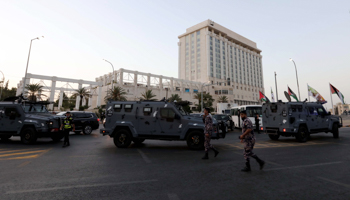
[213,115,229,121]
[177,105,188,116]
[246,107,262,117]
[22,104,49,113]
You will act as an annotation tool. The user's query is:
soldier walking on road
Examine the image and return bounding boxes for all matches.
[202,107,219,160]
[239,110,265,172]
[60,111,75,148]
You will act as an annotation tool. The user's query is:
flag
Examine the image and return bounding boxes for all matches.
[271,87,275,102]
[288,86,299,102]
[259,91,270,102]
[330,84,345,104]
[308,84,327,104]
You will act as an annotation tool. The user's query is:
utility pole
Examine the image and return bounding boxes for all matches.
[274,72,278,101]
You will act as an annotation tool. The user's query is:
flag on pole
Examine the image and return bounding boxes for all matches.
[308,84,327,104]
[288,86,299,102]
[271,87,275,102]
[259,91,270,102]
[330,84,345,104]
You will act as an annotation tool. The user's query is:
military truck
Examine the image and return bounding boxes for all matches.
[262,101,342,142]
[100,100,226,149]
[0,95,64,143]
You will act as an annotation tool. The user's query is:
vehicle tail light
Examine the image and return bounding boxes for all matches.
[97,118,100,121]
[51,128,59,132]
[283,128,286,132]
[260,127,263,130]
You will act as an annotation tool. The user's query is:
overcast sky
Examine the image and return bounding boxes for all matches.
[0,0,349,109]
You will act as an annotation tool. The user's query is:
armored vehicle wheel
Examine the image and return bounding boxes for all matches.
[332,123,339,138]
[21,127,38,144]
[133,138,145,145]
[51,135,64,142]
[296,126,308,143]
[230,123,234,131]
[0,135,12,141]
[225,125,229,133]
[186,131,204,150]
[83,125,92,135]
[268,134,280,140]
[113,129,132,148]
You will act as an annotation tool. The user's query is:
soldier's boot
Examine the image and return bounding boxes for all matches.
[241,162,251,172]
[202,152,209,160]
[213,148,219,157]
[252,155,265,170]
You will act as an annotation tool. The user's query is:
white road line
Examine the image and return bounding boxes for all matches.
[137,149,151,163]
[6,179,158,194]
[265,161,343,171]
[318,177,350,189]
[168,193,181,200]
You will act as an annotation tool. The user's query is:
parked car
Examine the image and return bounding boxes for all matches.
[212,114,234,132]
[57,111,100,135]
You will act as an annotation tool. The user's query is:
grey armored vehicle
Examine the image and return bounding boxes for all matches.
[262,101,342,142]
[0,95,64,143]
[100,100,225,149]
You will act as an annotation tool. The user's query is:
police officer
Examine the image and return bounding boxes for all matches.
[255,113,260,134]
[239,110,265,172]
[60,111,75,147]
[202,107,219,160]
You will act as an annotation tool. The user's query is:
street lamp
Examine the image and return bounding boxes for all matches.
[289,58,301,100]
[0,70,4,100]
[22,36,44,95]
[103,59,115,90]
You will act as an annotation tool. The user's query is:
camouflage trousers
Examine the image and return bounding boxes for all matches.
[204,134,214,152]
[243,137,256,162]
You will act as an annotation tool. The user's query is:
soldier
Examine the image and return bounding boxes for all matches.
[202,107,219,160]
[60,111,75,147]
[239,110,265,172]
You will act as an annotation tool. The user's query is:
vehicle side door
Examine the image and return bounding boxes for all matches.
[306,106,318,130]
[0,106,22,133]
[137,106,157,135]
[157,108,182,136]
[316,106,328,129]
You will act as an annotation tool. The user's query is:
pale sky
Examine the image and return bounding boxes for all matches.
[0,0,349,109]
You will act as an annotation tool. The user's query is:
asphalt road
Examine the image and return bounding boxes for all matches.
[1,126,350,200]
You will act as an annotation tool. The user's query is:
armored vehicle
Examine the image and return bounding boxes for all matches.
[262,101,342,142]
[100,100,225,149]
[0,95,63,143]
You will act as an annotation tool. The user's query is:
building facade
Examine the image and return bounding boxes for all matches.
[178,20,264,105]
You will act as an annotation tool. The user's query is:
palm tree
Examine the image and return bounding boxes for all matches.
[25,83,47,102]
[72,87,91,108]
[193,92,215,112]
[141,89,157,101]
[218,95,228,103]
[168,94,182,102]
[104,86,127,102]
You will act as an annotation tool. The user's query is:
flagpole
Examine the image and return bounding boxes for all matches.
[329,83,334,114]
[274,72,278,101]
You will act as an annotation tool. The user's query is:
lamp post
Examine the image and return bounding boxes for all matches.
[289,58,301,100]
[0,70,4,100]
[103,59,115,90]
[22,36,44,95]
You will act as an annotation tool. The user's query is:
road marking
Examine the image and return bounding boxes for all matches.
[168,193,181,200]
[318,177,350,189]
[6,179,158,194]
[0,150,47,158]
[265,161,342,171]
[137,149,151,163]
[0,149,40,154]
[17,161,31,168]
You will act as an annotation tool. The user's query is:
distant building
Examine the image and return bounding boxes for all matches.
[178,19,264,105]
[333,103,349,115]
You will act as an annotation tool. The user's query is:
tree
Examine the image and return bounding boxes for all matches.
[193,92,215,112]
[72,87,91,108]
[25,83,47,102]
[0,80,17,101]
[104,86,127,102]
[168,94,182,102]
[141,89,157,101]
[218,95,228,103]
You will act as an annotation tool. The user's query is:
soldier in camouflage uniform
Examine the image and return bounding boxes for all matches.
[239,110,265,171]
[202,107,219,160]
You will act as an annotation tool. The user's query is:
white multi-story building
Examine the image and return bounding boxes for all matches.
[178,19,264,105]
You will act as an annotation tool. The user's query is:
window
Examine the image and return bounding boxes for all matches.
[270,104,278,113]
[308,107,318,115]
[160,108,176,122]
[4,107,19,119]
[124,104,133,112]
[113,104,122,112]
[143,107,152,116]
[316,107,326,115]
[185,88,190,93]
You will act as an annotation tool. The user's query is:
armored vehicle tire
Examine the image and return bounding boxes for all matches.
[113,129,132,148]
[225,125,229,133]
[1,136,12,141]
[186,131,204,150]
[21,127,38,144]
[296,126,309,143]
[332,123,339,138]
[51,135,64,142]
[133,138,145,145]
[83,125,92,135]
[268,134,280,140]
[230,123,234,131]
